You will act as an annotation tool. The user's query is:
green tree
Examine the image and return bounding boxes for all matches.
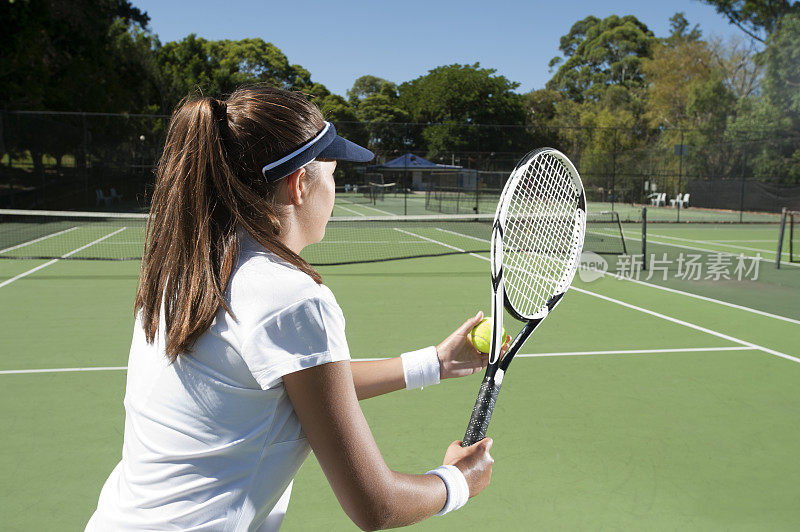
[547,15,657,102]
[665,12,703,44]
[397,64,529,158]
[761,13,800,116]
[347,75,397,106]
[157,35,313,111]
[699,0,800,42]
[1,0,152,111]
[733,12,800,182]
[643,15,713,129]
[354,83,410,154]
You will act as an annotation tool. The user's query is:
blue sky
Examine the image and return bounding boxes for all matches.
[133,0,749,97]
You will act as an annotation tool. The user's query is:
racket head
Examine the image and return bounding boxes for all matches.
[497,148,586,322]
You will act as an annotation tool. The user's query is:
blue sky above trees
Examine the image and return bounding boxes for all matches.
[133,0,747,97]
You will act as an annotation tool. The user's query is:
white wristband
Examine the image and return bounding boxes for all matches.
[426,465,469,516]
[400,346,440,390]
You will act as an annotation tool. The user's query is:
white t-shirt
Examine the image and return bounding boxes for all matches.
[86,234,350,531]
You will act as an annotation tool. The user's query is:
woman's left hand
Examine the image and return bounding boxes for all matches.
[437,311,508,379]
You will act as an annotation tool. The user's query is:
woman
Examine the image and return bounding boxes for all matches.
[86,85,495,531]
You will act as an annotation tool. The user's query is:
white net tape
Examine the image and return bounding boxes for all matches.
[502,152,585,319]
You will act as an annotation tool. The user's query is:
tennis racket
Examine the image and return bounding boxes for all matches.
[462,147,586,447]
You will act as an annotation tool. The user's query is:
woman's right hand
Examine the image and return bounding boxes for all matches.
[443,438,494,497]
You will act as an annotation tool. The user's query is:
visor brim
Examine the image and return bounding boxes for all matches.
[318,135,374,163]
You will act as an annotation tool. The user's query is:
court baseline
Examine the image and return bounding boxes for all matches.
[0,347,753,375]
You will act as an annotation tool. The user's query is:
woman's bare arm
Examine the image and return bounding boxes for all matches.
[283,360,494,530]
[349,312,495,401]
[350,358,406,400]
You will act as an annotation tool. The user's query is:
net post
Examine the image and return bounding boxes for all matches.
[776,207,787,269]
[641,207,647,271]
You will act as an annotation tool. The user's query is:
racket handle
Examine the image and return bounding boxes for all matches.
[461,377,502,447]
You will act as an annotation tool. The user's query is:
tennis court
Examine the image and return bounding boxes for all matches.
[1,202,799,530]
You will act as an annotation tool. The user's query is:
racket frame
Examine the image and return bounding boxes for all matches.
[462,148,586,447]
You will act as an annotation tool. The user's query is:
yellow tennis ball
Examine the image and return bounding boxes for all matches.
[469,317,505,354]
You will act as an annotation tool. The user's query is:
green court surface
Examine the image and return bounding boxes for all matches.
[1,220,799,530]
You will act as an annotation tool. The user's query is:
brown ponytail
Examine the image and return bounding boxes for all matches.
[135,85,325,361]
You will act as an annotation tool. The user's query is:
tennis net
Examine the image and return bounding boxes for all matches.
[585,211,627,255]
[425,187,502,215]
[0,209,631,264]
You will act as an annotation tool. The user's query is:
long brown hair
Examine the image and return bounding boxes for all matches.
[135,85,325,361]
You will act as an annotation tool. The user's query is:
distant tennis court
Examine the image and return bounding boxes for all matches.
[1,198,799,530]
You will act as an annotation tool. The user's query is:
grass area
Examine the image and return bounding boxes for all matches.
[1,151,77,168]
[1,220,799,530]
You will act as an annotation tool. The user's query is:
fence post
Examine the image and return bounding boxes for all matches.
[611,128,617,212]
[642,207,647,271]
[677,129,683,223]
[475,171,480,214]
[0,107,9,207]
[739,142,747,223]
[404,123,408,215]
[82,112,89,210]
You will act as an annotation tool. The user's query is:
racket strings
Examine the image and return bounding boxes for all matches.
[502,153,583,318]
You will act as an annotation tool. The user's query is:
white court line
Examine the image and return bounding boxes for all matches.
[1,347,753,374]
[436,227,489,243]
[353,346,752,361]
[334,204,365,216]
[440,226,800,325]
[399,229,799,364]
[0,226,79,254]
[0,227,127,289]
[359,204,395,216]
[393,228,487,261]
[0,366,128,375]
[645,231,786,256]
[712,239,776,243]
[337,197,395,216]
[514,346,751,358]
[570,286,800,364]
[596,268,800,325]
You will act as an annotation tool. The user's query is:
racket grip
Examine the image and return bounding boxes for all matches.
[461,378,502,447]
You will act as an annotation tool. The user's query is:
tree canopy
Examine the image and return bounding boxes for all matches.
[1,0,152,111]
[547,15,657,102]
[3,3,800,185]
[699,0,800,42]
[397,64,529,156]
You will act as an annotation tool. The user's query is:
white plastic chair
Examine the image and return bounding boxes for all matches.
[670,193,683,208]
[679,193,690,208]
[110,188,124,203]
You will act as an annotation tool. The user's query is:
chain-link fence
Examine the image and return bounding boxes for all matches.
[1,110,168,211]
[2,111,799,221]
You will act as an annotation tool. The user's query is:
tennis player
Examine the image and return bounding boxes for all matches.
[86,85,495,531]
